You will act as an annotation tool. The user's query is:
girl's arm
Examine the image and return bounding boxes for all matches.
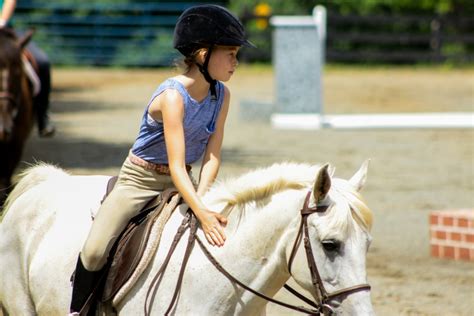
[197,86,230,197]
[0,0,16,27]
[149,89,227,247]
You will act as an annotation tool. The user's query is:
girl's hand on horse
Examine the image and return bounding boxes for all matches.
[198,210,228,247]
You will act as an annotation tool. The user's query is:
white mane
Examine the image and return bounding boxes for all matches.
[203,162,373,233]
[203,162,319,208]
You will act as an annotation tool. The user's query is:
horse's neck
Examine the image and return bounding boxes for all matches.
[142,190,306,314]
[214,190,304,303]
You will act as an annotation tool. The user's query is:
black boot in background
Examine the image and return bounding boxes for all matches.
[31,47,55,138]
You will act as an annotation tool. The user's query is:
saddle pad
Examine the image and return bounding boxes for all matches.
[101,188,180,304]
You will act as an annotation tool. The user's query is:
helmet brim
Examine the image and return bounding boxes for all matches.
[242,39,256,48]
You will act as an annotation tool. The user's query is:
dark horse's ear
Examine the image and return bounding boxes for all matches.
[17,29,35,49]
[313,164,331,203]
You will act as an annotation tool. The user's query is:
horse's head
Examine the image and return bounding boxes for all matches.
[287,161,374,315]
[0,29,32,142]
[202,161,374,314]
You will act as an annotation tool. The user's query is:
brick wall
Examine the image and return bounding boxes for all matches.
[429,209,474,261]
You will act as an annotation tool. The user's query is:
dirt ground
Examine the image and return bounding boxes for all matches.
[19,65,473,315]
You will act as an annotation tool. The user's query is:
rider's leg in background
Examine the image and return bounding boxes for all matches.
[27,41,55,137]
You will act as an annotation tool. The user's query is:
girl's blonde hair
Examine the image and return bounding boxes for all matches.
[174,47,208,72]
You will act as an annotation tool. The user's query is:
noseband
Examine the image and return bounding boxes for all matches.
[0,92,17,106]
[144,191,371,316]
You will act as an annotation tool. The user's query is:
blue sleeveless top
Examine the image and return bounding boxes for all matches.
[131,78,225,164]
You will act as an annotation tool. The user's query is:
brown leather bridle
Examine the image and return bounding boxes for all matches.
[0,69,19,122]
[0,68,15,104]
[144,191,371,316]
[0,88,19,141]
[284,191,371,315]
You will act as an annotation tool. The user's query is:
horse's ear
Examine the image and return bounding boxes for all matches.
[349,160,370,191]
[313,164,331,203]
[17,29,35,49]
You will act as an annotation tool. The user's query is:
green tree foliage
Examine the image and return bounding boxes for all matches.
[229,0,474,16]
[230,0,473,64]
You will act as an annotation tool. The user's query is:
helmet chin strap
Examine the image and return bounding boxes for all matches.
[196,45,217,101]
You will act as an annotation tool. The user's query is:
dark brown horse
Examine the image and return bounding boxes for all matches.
[0,28,35,206]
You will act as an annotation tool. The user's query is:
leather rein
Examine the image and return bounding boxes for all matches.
[144,191,370,316]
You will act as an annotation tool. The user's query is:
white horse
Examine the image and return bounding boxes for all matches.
[0,161,374,315]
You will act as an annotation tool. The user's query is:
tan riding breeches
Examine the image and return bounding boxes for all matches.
[80,156,191,271]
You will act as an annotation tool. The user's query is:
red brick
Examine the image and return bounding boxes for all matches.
[442,216,454,226]
[443,246,455,259]
[458,247,471,261]
[450,232,462,242]
[458,217,469,228]
[430,245,440,257]
[429,210,474,261]
[429,214,439,225]
[435,230,447,240]
[465,233,474,243]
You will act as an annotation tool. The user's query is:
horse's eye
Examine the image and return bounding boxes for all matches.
[321,239,341,252]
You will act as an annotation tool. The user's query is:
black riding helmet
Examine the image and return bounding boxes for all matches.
[173,4,255,99]
[173,4,254,56]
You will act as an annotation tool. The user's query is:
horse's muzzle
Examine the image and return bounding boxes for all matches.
[0,126,13,142]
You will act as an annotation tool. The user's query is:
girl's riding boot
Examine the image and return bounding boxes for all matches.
[69,255,104,315]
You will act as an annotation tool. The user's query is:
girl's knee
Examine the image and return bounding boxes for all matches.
[80,235,117,271]
[80,246,104,271]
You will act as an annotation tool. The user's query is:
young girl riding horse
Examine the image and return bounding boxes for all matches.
[69,4,254,315]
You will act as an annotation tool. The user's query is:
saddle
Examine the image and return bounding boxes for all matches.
[95,176,180,305]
